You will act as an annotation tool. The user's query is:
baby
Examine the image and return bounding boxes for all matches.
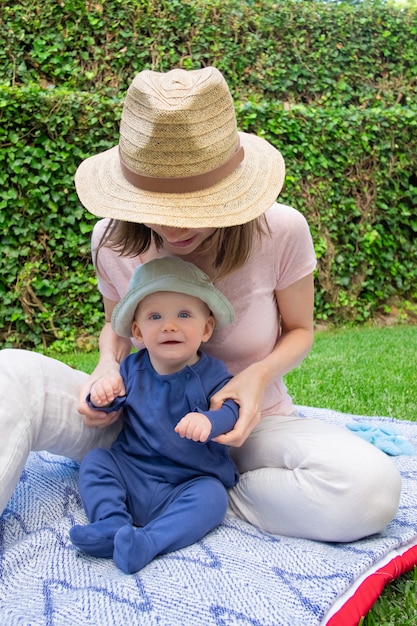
[70,257,239,573]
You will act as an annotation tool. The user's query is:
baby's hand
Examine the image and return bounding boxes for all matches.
[90,377,125,408]
[175,412,212,443]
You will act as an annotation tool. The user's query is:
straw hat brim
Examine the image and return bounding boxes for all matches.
[75,132,285,228]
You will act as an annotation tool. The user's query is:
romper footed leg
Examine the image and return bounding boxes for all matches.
[70,517,129,558]
[69,449,132,557]
[0,349,121,515]
[114,476,228,573]
[229,414,402,542]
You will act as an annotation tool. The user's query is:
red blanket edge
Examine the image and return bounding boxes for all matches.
[326,543,417,625]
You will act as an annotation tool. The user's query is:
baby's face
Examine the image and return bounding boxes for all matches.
[131,291,215,374]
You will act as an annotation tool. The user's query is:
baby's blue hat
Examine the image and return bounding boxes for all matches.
[112,257,235,337]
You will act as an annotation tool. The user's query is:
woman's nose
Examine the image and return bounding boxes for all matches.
[161,227,188,240]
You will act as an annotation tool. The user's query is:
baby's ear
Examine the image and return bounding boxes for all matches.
[131,320,143,342]
[201,315,216,343]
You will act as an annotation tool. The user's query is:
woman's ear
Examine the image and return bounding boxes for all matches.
[201,315,216,343]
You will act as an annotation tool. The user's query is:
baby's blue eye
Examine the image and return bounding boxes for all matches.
[150,314,161,320]
[178,312,191,318]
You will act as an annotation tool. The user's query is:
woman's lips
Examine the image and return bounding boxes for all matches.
[166,236,196,248]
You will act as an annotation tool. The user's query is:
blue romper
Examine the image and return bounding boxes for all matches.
[73,349,239,570]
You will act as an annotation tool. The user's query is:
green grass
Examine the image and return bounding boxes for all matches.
[48,324,417,624]
[285,324,417,422]
[360,567,417,626]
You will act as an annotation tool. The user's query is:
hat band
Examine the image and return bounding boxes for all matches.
[118,143,244,193]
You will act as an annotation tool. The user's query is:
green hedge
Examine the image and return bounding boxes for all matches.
[1,85,416,349]
[256,102,417,321]
[2,0,417,106]
[0,86,119,349]
[1,0,417,349]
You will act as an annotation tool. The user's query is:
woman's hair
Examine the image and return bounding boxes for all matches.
[95,217,270,280]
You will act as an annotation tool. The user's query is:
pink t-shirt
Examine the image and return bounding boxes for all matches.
[91,203,317,416]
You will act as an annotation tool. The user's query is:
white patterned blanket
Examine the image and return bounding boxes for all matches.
[1,407,417,626]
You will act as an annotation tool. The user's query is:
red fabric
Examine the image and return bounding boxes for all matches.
[326,544,417,625]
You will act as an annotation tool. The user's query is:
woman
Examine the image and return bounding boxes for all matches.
[0,66,401,540]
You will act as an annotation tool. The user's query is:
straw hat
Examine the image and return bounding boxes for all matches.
[112,257,235,337]
[75,66,285,228]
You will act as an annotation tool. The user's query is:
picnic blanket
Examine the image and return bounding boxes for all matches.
[1,406,417,626]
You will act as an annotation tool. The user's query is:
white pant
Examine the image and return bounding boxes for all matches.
[229,414,401,541]
[0,349,401,542]
[0,349,121,513]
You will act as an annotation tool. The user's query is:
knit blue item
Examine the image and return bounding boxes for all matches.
[346,421,415,456]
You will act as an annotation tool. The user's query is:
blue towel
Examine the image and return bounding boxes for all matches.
[346,421,415,456]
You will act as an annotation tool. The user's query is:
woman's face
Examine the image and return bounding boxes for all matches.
[144,224,216,256]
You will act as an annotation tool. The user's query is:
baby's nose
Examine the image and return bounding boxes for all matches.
[162,319,178,331]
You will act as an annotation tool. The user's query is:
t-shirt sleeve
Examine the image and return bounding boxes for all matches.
[268,204,317,291]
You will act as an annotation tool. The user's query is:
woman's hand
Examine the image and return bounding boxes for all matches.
[209,275,315,447]
[78,360,126,428]
[209,362,269,447]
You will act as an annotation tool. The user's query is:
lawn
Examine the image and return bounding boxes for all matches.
[50,323,417,624]
[285,324,416,422]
